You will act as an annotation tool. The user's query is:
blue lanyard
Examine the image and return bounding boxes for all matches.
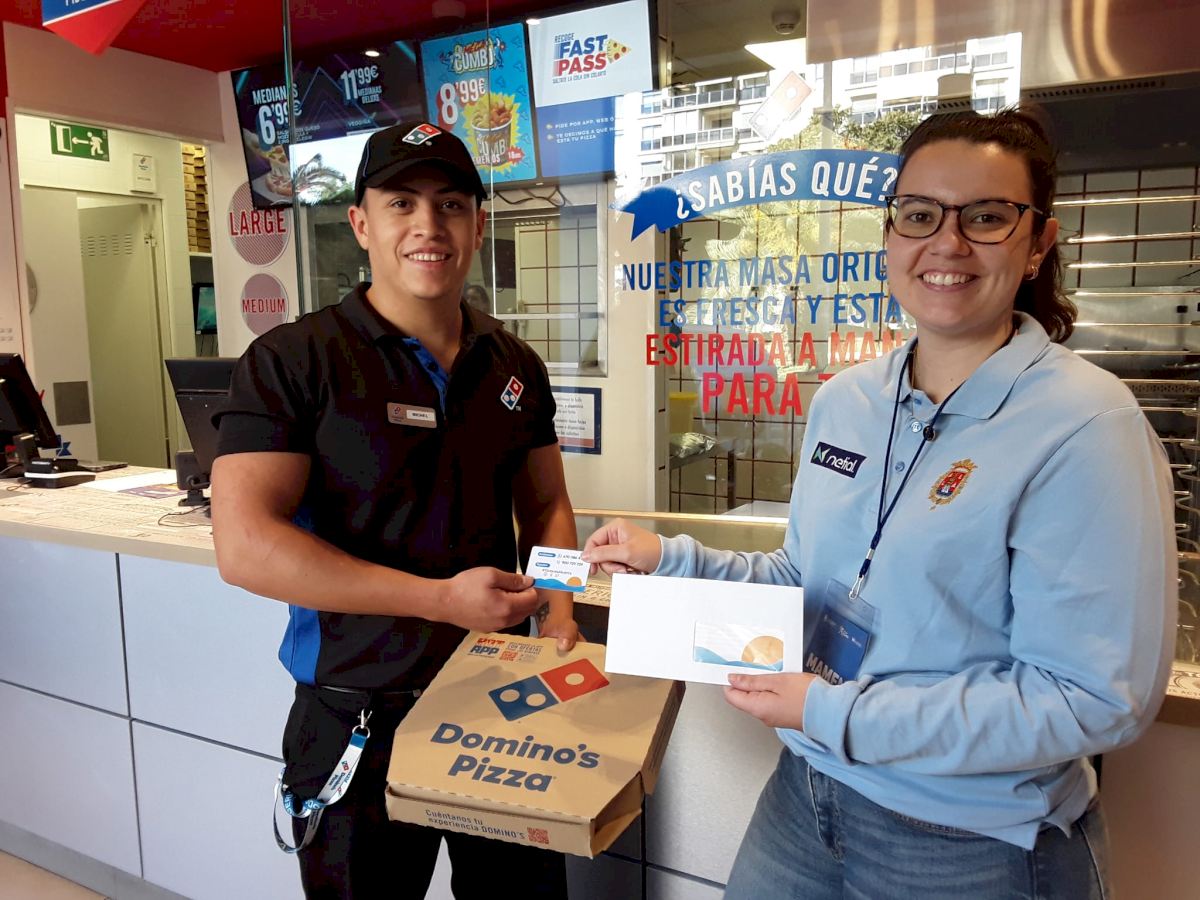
[848,348,963,600]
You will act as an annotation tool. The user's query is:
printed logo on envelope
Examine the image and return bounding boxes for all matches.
[500,376,524,410]
[488,659,609,721]
[692,623,785,672]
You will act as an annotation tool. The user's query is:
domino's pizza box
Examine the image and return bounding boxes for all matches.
[605,574,805,685]
[385,632,683,857]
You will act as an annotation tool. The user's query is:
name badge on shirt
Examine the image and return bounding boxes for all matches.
[387,403,437,429]
[804,579,876,685]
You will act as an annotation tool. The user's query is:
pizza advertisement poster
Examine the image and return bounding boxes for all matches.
[419,23,539,185]
[527,0,654,109]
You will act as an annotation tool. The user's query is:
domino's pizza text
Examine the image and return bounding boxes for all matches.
[432,722,600,793]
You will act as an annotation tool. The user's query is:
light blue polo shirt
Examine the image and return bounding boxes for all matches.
[657,312,1177,849]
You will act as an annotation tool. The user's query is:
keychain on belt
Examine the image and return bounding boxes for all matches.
[272,708,371,854]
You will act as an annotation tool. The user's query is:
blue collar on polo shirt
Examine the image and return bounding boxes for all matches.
[891,312,1051,420]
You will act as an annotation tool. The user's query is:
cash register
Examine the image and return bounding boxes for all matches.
[0,353,95,488]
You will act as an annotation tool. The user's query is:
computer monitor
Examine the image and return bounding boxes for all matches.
[0,353,60,477]
[164,357,236,505]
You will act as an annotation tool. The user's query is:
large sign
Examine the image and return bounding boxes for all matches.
[227,183,290,266]
[231,42,422,207]
[619,149,901,239]
[527,0,653,108]
[621,148,912,417]
[420,24,539,186]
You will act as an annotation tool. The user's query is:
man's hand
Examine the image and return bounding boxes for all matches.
[723,672,816,731]
[537,605,581,652]
[581,518,663,575]
[437,568,540,632]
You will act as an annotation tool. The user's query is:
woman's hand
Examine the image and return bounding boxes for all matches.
[581,518,663,575]
[723,672,816,731]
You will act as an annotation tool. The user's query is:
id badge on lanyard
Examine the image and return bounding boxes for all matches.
[805,578,877,685]
[272,709,371,854]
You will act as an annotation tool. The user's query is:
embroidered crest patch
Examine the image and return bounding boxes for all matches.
[929,459,976,507]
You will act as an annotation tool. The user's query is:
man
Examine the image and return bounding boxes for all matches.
[211,121,578,899]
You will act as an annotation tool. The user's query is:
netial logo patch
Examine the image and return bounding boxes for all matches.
[811,442,866,478]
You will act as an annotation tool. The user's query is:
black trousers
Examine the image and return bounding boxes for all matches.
[282,683,569,900]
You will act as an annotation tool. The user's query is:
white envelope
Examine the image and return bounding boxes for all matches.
[604,574,804,685]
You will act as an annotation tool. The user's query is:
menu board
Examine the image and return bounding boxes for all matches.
[419,23,539,186]
[231,42,422,208]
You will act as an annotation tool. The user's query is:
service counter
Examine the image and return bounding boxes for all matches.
[0,471,1196,899]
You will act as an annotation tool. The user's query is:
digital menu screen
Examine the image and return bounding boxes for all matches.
[231,42,423,208]
[419,23,539,187]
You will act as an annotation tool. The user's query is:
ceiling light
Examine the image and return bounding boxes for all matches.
[745,38,807,72]
[364,49,381,58]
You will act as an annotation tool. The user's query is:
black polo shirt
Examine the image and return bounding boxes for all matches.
[214,284,558,690]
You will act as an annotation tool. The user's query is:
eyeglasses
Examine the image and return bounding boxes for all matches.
[884,195,1047,245]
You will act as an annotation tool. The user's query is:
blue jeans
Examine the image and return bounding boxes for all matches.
[725,749,1109,900]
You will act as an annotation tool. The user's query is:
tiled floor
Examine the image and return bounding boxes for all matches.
[0,852,104,900]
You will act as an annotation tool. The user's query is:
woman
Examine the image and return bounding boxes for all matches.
[584,109,1177,898]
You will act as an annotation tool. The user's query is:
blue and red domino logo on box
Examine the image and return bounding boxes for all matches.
[469,637,609,720]
[488,658,609,720]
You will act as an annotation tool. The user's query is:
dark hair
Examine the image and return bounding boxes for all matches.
[894,106,1075,343]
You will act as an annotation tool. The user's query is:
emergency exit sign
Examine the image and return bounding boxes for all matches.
[50,121,109,161]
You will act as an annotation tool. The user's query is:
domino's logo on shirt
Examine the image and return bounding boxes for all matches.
[500,376,524,410]
[811,442,866,478]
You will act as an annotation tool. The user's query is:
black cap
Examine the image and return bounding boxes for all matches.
[354,121,487,206]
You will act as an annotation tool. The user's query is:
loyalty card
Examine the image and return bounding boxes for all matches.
[528,546,589,593]
[692,622,785,672]
[489,658,610,721]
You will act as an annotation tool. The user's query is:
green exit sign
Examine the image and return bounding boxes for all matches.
[50,121,109,161]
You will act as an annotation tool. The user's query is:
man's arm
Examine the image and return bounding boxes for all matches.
[211,451,539,630]
[512,443,579,650]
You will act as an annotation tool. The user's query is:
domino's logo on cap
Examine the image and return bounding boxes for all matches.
[402,123,442,146]
[500,376,524,410]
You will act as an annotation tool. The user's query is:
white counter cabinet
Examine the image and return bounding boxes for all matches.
[120,554,294,756]
[0,536,127,714]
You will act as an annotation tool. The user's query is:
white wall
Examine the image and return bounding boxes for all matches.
[210,75,300,357]
[3,22,222,143]
[555,183,660,512]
